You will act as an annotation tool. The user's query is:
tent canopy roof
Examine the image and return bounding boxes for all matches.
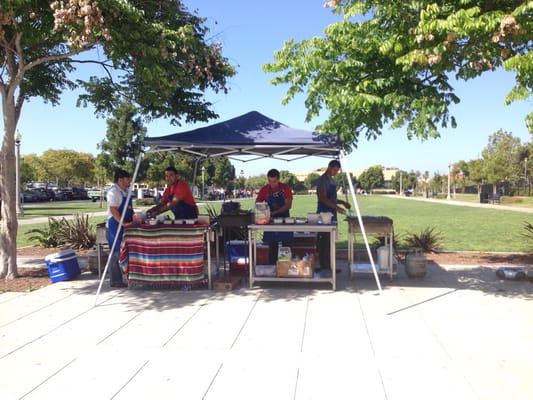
[143,111,340,162]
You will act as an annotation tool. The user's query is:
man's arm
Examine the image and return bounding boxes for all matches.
[110,206,135,228]
[317,187,347,214]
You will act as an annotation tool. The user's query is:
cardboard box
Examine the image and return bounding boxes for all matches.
[214,277,241,290]
[276,255,314,278]
[45,249,81,283]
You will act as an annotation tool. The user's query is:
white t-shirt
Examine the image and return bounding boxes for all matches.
[106,184,128,226]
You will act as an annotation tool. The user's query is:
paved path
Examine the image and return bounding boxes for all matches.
[392,195,533,213]
[1,261,532,400]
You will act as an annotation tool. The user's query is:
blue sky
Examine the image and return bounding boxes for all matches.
[13,1,532,177]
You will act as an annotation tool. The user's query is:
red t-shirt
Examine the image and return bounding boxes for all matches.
[256,182,293,203]
[162,180,198,212]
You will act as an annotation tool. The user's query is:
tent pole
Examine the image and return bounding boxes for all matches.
[339,151,382,292]
[94,152,144,306]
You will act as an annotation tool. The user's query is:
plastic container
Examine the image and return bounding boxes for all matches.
[277,244,292,261]
[307,213,320,224]
[319,212,333,224]
[254,202,271,224]
[197,214,210,225]
[377,245,390,271]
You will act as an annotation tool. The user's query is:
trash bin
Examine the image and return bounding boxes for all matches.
[480,192,489,203]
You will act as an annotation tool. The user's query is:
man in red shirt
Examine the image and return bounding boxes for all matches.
[255,168,293,263]
[146,166,198,219]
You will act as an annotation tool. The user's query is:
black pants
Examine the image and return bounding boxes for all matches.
[317,232,330,270]
[268,240,292,264]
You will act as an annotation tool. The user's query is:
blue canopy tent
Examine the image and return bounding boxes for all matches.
[142,110,341,161]
[94,111,381,303]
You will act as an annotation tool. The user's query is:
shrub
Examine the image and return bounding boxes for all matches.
[25,214,95,249]
[134,198,155,206]
[521,221,533,248]
[25,218,63,248]
[403,227,444,253]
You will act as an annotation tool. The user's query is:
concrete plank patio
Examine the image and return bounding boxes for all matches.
[1,259,532,400]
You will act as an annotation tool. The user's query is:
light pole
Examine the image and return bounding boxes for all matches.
[14,130,24,216]
[524,157,527,196]
[447,163,452,200]
[201,165,205,200]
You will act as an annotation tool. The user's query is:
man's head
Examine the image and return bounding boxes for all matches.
[267,168,280,186]
[327,159,341,177]
[114,169,131,189]
[164,166,179,185]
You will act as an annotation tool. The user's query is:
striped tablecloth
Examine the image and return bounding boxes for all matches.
[119,224,208,286]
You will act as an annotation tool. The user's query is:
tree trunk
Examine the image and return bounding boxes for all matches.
[0,110,20,279]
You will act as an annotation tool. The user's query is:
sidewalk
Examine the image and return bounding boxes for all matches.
[392,194,533,213]
[1,259,532,399]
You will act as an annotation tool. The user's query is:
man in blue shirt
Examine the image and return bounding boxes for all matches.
[315,160,351,272]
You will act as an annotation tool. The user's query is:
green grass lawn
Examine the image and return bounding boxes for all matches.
[15,196,533,252]
[200,195,533,252]
[17,201,108,218]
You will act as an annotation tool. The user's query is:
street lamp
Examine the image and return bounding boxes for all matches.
[525,157,528,195]
[201,165,205,200]
[447,163,452,200]
[14,130,24,216]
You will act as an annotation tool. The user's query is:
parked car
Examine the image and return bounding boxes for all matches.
[22,191,36,203]
[31,188,49,202]
[32,187,54,201]
[52,189,68,201]
[71,186,89,200]
[87,187,108,202]
[58,188,74,200]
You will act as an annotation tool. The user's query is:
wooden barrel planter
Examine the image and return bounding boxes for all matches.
[405,248,427,278]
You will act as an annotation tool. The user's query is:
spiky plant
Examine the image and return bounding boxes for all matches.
[521,221,533,247]
[404,227,444,253]
[25,214,95,250]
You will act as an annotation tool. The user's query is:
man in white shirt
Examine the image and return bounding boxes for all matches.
[106,169,135,288]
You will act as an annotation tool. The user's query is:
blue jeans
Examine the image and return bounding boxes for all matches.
[107,250,123,285]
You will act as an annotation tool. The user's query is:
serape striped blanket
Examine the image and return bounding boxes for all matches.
[119,224,207,286]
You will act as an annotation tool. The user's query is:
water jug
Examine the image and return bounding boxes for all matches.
[254,202,270,224]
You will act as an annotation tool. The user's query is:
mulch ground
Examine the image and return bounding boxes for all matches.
[2,247,91,293]
[2,247,532,293]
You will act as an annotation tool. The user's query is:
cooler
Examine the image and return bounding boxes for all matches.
[225,240,249,269]
[45,249,81,283]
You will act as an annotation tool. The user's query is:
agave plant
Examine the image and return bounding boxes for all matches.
[403,227,444,253]
[25,214,96,250]
[521,221,533,246]
[25,217,63,248]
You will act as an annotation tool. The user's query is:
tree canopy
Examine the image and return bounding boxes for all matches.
[0,1,235,279]
[263,1,532,149]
